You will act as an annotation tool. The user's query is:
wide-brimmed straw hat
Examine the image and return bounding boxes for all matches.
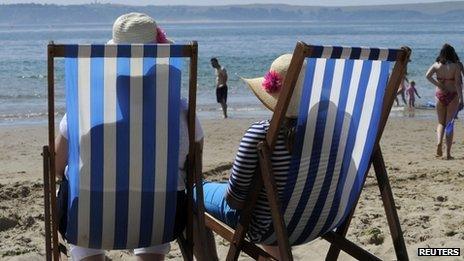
[108,12,172,44]
[241,54,307,118]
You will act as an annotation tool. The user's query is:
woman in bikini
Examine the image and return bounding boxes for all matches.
[426,43,463,159]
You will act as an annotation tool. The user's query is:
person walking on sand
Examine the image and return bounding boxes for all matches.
[426,43,463,160]
[211,58,228,118]
[406,80,421,109]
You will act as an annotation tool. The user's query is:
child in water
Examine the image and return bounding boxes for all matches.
[407,80,421,108]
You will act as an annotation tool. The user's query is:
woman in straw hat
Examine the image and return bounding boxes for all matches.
[201,54,306,258]
[54,13,203,261]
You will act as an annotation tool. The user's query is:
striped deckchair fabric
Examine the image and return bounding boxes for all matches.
[260,45,398,246]
[64,44,183,250]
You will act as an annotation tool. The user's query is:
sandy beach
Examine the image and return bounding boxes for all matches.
[1,113,464,260]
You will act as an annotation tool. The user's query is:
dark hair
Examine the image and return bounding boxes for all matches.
[410,80,415,85]
[210,57,218,63]
[436,44,460,64]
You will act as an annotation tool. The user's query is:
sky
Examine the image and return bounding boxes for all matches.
[2,0,463,6]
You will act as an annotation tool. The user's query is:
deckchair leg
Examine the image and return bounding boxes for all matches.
[372,148,409,261]
[42,146,52,261]
[326,148,409,261]
[226,175,264,261]
[192,142,217,261]
[325,208,355,261]
[178,234,190,260]
[323,232,381,261]
[185,184,194,260]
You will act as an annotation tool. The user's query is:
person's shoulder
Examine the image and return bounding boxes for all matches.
[431,62,442,70]
[221,66,227,72]
[241,120,269,142]
[248,120,270,132]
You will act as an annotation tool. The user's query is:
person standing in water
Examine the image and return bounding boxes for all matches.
[211,58,228,118]
[395,74,409,106]
[406,80,421,109]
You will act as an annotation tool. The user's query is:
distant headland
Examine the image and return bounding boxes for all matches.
[0,1,463,25]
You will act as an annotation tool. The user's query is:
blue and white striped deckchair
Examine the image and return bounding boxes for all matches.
[43,42,201,260]
[205,42,411,261]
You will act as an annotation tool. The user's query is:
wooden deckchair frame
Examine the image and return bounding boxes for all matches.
[43,41,207,261]
[205,41,411,261]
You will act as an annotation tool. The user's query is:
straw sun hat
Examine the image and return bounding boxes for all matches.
[242,54,307,118]
[108,12,172,44]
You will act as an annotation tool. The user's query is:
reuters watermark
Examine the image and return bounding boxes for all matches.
[418,248,460,257]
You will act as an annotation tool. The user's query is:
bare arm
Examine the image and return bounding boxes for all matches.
[426,64,444,89]
[455,66,463,107]
[458,61,464,77]
[415,88,421,98]
[55,134,68,180]
[223,69,228,83]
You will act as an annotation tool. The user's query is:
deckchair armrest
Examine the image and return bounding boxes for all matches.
[204,213,277,260]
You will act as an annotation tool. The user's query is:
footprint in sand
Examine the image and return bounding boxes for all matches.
[0,216,18,232]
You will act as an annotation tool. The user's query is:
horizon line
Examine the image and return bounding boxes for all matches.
[1,0,463,8]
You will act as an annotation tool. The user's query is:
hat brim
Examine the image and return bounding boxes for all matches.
[241,76,298,118]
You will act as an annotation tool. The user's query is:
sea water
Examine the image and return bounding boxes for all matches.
[1,20,463,124]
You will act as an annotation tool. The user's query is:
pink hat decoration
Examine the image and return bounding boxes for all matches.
[262,70,283,93]
[156,26,169,44]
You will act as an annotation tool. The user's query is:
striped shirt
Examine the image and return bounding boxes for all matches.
[227,120,292,242]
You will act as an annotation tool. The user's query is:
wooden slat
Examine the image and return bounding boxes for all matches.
[50,44,193,58]
[192,140,212,261]
[257,141,293,261]
[375,46,411,145]
[185,41,198,261]
[205,213,276,260]
[266,41,309,150]
[42,146,52,261]
[226,169,264,261]
[372,149,409,261]
[322,232,381,261]
[47,42,60,261]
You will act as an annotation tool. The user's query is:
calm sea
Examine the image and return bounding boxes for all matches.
[1,20,464,124]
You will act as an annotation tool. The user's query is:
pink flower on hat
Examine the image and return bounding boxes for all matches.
[262,70,283,93]
[156,26,169,43]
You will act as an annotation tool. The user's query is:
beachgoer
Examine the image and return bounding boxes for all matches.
[201,54,306,259]
[211,58,228,118]
[426,43,463,160]
[395,75,409,106]
[406,80,421,108]
[458,61,464,113]
[54,13,204,261]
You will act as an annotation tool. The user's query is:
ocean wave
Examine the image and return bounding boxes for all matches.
[17,74,46,79]
[0,94,44,99]
[197,105,264,112]
[0,112,62,120]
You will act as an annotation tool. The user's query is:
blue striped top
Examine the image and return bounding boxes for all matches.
[227,120,291,242]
